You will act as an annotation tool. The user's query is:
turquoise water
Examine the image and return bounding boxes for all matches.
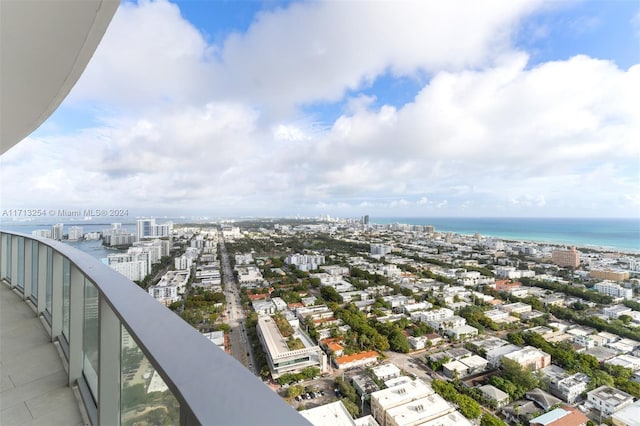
[2,217,639,253]
[373,217,640,252]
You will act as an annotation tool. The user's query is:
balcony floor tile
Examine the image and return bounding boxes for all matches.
[0,283,85,425]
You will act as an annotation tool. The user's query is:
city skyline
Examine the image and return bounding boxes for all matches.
[1,0,638,218]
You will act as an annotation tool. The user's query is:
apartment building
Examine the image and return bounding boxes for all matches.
[502,346,551,370]
[109,260,148,281]
[590,269,630,282]
[370,380,434,426]
[551,246,580,268]
[542,366,590,404]
[500,302,532,314]
[285,253,325,271]
[586,386,634,417]
[594,281,633,300]
[385,393,455,426]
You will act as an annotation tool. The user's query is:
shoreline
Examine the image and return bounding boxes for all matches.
[371,217,639,255]
[431,230,640,256]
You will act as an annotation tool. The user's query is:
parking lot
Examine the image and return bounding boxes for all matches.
[281,376,339,409]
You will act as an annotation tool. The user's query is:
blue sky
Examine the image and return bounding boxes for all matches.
[1,0,639,219]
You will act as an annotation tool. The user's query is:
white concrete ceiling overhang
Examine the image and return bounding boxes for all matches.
[0,0,119,155]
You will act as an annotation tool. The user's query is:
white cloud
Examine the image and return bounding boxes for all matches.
[67,0,546,114]
[1,0,638,218]
[69,0,212,108]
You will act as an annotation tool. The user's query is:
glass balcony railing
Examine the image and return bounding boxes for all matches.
[0,231,309,425]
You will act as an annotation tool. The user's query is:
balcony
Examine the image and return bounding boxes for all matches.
[0,231,309,425]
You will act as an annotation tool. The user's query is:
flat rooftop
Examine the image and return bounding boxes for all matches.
[300,401,354,426]
[385,394,454,426]
[371,379,433,411]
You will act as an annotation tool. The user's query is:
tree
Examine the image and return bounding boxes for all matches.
[619,314,632,325]
[335,377,358,405]
[506,331,524,346]
[481,414,506,426]
[413,321,433,337]
[301,366,320,379]
[341,398,360,418]
[320,286,343,303]
[500,358,539,399]
[456,394,482,419]
[287,385,305,398]
[388,328,411,353]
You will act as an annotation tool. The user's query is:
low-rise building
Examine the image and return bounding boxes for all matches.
[300,400,357,426]
[414,308,454,324]
[446,324,478,340]
[590,269,631,282]
[542,365,589,404]
[442,355,488,378]
[385,393,455,426]
[420,411,472,426]
[352,374,380,398]
[612,400,640,426]
[502,346,551,370]
[252,300,276,315]
[500,302,532,314]
[486,344,521,367]
[586,386,634,417]
[427,315,467,331]
[484,309,509,322]
[468,337,509,356]
[335,351,379,370]
[478,385,509,408]
[235,265,263,284]
[594,281,633,300]
[371,364,401,382]
[530,405,589,426]
[603,305,633,319]
[442,360,468,379]
[203,331,225,351]
[370,380,434,426]
[256,315,326,378]
[606,354,640,371]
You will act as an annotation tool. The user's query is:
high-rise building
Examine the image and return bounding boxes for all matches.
[552,246,580,268]
[51,223,64,241]
[136,218,155,240]
[68,226,83,241]
[136,218,172,241]
[32,229,51,239]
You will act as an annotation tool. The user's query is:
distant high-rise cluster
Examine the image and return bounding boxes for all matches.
[102,223,135,246]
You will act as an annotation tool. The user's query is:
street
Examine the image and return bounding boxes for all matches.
[219,234,257,374]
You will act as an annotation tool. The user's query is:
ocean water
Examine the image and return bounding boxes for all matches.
[373,217,640,253]
[0,223,136,261]
[2,217,639,254]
